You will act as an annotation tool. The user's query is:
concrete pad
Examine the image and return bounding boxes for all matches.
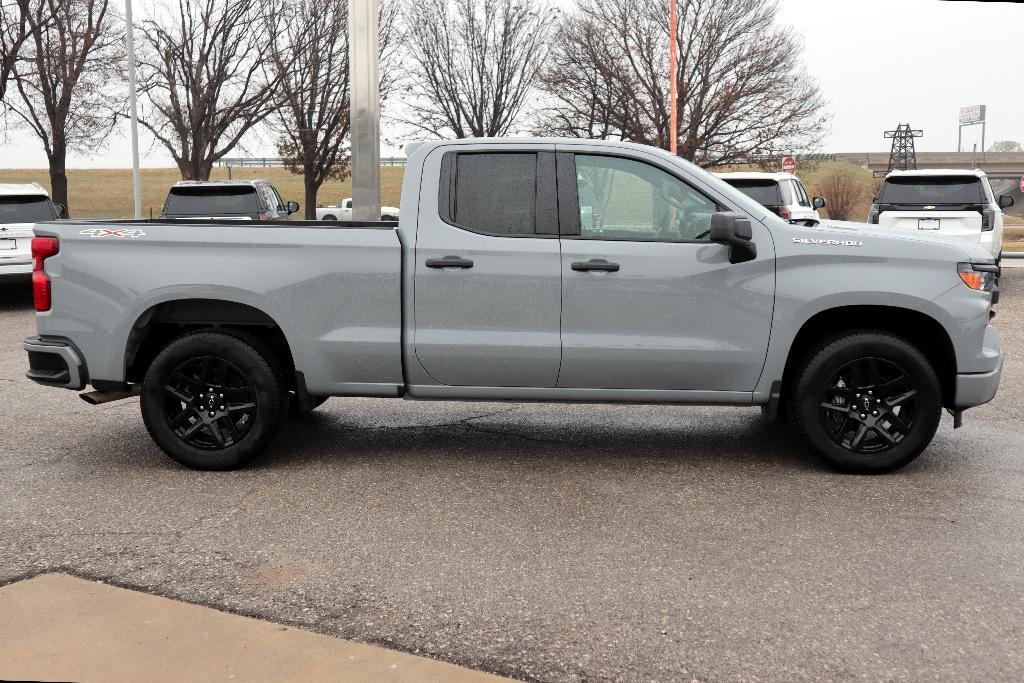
[0,574,510,683]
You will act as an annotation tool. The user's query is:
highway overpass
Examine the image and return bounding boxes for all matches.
[834,152,1024,180]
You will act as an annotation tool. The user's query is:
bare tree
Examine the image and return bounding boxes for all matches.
[988,140,1022,153]
[536,0,828,167]
[813,167,868,221]
[402,0,557,138]
[137,0,279,180]
[1,0,35,101]
[264,0,399,218]
[9,0,123,211]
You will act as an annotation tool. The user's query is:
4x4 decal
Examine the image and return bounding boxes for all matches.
[79,228,146,238]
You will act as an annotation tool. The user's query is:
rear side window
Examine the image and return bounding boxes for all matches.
[792,180,811,207]
[439,152,556,236]
[879,176,986,205]
[164,187,261,216]
[0,196,55,223]
[723,179,782,207]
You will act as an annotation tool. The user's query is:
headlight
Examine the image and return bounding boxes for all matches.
[958,262,996,292]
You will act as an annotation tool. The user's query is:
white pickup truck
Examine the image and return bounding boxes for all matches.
[315,197,400,222]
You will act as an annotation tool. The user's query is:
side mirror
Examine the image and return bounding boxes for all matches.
[286,201,300,215]
[998,195,1014,209]
[709,211,757,264]
[53,203,66,219]
[812,196,826,210]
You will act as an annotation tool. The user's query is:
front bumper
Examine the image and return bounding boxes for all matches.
[954,357,1003,408]
[23,335,88,390]
[953,323,1002,409]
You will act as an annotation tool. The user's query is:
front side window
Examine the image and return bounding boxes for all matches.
[575,155,717,241]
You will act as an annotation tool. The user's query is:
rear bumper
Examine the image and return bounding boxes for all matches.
[23,335,88,390]
[0,260,33,275]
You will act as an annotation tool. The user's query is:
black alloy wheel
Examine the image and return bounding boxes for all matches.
[790,331,941,473]
[141,331,284,469]
[162,356,258,450]
[818,357,918,454]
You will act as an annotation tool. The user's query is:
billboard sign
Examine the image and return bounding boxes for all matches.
[959,105,986,125]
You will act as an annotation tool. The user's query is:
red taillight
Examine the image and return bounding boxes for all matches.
[779,207,792,221]
[32,236,59,312]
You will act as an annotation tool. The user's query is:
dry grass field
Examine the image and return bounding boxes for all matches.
[0,166,407,219]
[3,163,1021,251]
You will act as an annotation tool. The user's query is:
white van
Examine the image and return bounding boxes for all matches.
[868,169,1012,261]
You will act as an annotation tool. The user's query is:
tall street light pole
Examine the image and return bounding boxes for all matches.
[350,0,381,222]
[669,0,678,156]
[125,0,142,218]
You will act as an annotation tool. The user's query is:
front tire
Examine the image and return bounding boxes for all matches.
[790,331,942,473]
[141,331,285,470]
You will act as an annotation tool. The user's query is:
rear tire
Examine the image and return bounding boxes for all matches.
[322,214,337,221]
[140,331,285,470]
[789,330,942,473]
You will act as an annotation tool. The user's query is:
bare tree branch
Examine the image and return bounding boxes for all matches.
[7,0,124,211]
[136,0,279,180]
[402,0,558,138]
[535,0,829,167]
[264,0,399,218]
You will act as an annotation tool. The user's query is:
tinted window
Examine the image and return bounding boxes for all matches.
[575,154,717,241]
[453,153,536,235]
[879,176,986,204]
[164,187,261,216]
[0,196,55,223]
[722,179,782,207]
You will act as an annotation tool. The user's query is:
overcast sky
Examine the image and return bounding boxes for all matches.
[0,0,1018,168]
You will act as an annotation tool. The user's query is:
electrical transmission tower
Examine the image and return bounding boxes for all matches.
[875,123,923,177]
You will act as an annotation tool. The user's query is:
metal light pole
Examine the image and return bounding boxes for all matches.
[669,0,677,155]
[125,0,142,218]
[349,0,381,222]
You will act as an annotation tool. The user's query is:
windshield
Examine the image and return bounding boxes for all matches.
[722,179,783,207]
[164,186,260,216]
[879,176,986,205]
[0,195,55,223]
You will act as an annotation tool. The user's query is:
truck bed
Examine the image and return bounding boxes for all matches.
[32,219,405,397]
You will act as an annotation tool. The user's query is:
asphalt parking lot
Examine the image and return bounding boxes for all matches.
[1,272,1022,682]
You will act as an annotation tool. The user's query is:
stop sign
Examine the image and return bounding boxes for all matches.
[782,156,796,174]
[1019,176,1024,193]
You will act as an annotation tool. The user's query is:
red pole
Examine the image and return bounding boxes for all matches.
[669,0,678,155]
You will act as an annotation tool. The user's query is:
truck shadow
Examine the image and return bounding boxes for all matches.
[256,406,819,473]
[0,277,33,311]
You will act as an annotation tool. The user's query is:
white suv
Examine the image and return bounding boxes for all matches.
[868,169,1012,261]
[0,183,63,278]
[715,172,825,223]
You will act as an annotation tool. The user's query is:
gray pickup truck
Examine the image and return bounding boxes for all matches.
[23,139,1003,473]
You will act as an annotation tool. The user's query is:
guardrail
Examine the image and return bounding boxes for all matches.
[217,157,407,167]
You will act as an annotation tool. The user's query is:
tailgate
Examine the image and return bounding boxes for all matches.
[878,210,982,242]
